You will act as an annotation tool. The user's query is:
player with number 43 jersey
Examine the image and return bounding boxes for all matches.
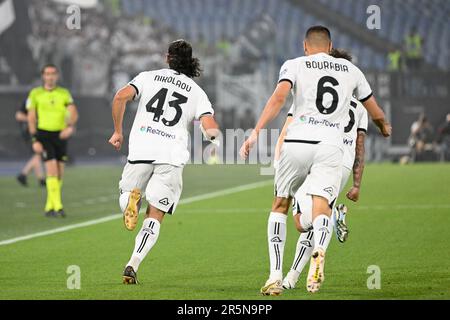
[108,40,219,285]
[240,26,391,295]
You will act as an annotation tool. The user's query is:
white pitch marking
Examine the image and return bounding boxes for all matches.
[0,180,272,246]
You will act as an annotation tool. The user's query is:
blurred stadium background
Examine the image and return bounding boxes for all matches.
[0,0,449,168]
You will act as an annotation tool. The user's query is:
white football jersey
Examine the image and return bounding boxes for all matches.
[127,68,214,166]
[287,97,368,170]
[279,52,372,149]
[342,99,368,169]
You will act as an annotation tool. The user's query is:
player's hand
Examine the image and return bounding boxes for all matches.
[346,186,360,202]
[32,141,43,154]
[380,123,392,138]
[239,130,258,160]
[108,132,123,151]
[59,126,74,140]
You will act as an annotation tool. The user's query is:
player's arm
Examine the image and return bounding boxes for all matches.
[362,96,391,137]
[27,105,43,154]
[109,85,136,151]
[240,81,291,159]
[60,103,79,140]
[15,110,28,122]
[199,115,220,142]
[28,108,37,136]
[346,130,366,202]
[274,116,293,162]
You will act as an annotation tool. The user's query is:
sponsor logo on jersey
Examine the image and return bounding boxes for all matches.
[139,125,176,140]
[343,137,354,146]
[298,116,340,129]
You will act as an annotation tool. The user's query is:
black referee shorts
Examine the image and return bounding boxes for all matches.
[36,130,68,162]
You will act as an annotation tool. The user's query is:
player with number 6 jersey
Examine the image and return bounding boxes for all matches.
[240,26,391,295]
[108,39,219,285]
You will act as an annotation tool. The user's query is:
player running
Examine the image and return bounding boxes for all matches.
[15,100,46,187]
[240,26,391,295]
[27,64,78,217]
[108,40,219,284]
[280,49,368,290]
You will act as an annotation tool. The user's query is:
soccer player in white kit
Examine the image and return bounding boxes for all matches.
[108,40,219,284]
[279,96,367,290]
[240,26,391,295]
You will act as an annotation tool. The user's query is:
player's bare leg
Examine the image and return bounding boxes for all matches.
[123,205,164,284]
[307,195,333,293]
[17,154,44,187]
[261,196,290,296]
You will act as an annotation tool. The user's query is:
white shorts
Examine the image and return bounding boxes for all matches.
[274,142,343,203]
[119,162,183,214]
[293,166,352,231]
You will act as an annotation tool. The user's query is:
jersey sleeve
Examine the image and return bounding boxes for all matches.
[195,91,214,120]
[353,67,373,102]
[357,107,369,133]
[287,104,294,117]
[128,72,146,100]
[26,89,37,111]
[278,59,297,88]
[65,90,74,106]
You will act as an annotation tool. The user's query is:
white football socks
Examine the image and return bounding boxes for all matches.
[290,231,315,277]
[268,212,287,281]
[312,214,332,253]
[127,217,160,271]
[119,191,130,213]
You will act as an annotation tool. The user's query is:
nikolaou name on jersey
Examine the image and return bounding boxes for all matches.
[154,74,192,92]
[305,60,349,72]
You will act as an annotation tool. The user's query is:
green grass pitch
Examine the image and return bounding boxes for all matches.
[0,163,449,299]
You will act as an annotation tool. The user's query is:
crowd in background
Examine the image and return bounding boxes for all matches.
[408,113,450,162]
[0,0,448,163]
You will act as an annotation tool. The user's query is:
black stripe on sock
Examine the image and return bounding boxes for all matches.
[319,232,326,246]
[293,246,306,270]
[277,244,281,270]
[307,231,314,240]
[274,244,278,270]
[320,232,328,246]
[136,233,148,253]
[275,244,280,270]
[137,233,149,253]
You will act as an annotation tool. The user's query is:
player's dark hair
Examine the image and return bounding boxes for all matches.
[330,48,353,62]
[41,63,58,74]
[167,39,201,78]
[305,25,332,41]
